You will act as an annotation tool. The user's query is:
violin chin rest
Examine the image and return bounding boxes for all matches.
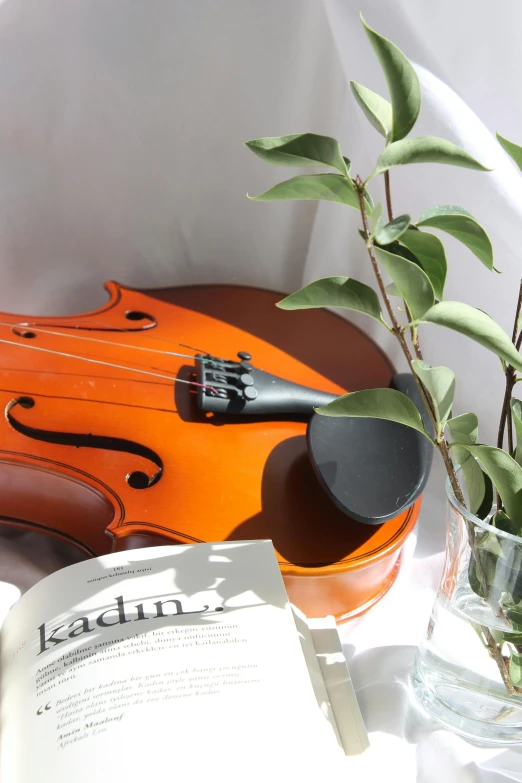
[306,373,434,525]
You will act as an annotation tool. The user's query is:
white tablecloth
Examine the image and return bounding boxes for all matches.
[2,488,522,782]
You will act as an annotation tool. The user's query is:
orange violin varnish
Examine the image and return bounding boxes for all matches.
[0,283,419,621]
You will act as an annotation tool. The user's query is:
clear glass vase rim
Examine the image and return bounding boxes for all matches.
[446,476,522,544]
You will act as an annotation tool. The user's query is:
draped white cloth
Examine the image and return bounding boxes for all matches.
[1,1,522,778]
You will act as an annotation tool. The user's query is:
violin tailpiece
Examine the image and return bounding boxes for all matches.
[195,352,336,417]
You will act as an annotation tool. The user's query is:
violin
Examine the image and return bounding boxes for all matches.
[0,282,422,620]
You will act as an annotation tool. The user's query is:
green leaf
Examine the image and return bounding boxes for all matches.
[509,571,522,605]
[507,605,522,630]
[381,241,419,265]
[386,282,401,298]
[505,630,522,646]
[476,530,503,558]
[375,214,411,245]
[473,466,494,520]
[245,133,349,175]
[446,412,489,515]
[497,132,522,172]
[492,510,521,537]
[446,412,479,445]
[371,137,491,179]
[360,16,420,142]
[411,360,455,434]
[350,81,393,140]
[316,387,432,440]
[248,173,359,209]
[399,228,447,300]
[452,448,493,517]
[374,245,434,320]
[511,399,522,468]
[454,444,522,524]
[417,205,493,270]
[468,546,499,600]
[509,653,522,688]
[369,202,383,237]
[276,277,383,323]
[468,523,522,604]
[364,189,375,213]
[415,302,522,372]
[469,518,522,606]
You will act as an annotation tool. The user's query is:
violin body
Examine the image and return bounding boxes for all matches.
[0,283,419,620]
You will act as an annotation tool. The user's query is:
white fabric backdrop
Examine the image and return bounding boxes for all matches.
[1,1,522,778]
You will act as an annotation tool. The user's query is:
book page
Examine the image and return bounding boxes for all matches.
[291,606,343,745]
[308,617,369,755]
[0,541,346,782]
[292,608,368,756]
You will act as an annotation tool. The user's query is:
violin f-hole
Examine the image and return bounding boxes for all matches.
[5,397,164,490]
[12,328,37,339]
[14,310,157,333]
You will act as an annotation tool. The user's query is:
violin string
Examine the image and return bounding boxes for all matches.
[0,321,205,362]
[87,319,210,355]
[0,338,219,394]
[16,315,210,356]
[85,319,209,355]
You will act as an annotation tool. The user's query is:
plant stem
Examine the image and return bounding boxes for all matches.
[496,369,515,510]
[507,379,515,456]
[355,176,460,495]
[384,171,393,221]
[480,629,518,696]
[356,175,517,693]
[438,439,464,503]
[404,302,423,360]
[383,171,423,360]
[355,181,414,362]
[498,376,516,452]
[511,280,522,344]
[496,281,522,507]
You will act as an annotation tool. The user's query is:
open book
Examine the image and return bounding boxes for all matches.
[0,540,367,782]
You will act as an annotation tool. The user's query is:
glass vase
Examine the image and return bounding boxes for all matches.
[412,481,522,744]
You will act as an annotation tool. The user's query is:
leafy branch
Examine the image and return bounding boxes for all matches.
[246,13,522,694]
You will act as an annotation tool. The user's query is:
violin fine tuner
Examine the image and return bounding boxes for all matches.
[195,351,337,417]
